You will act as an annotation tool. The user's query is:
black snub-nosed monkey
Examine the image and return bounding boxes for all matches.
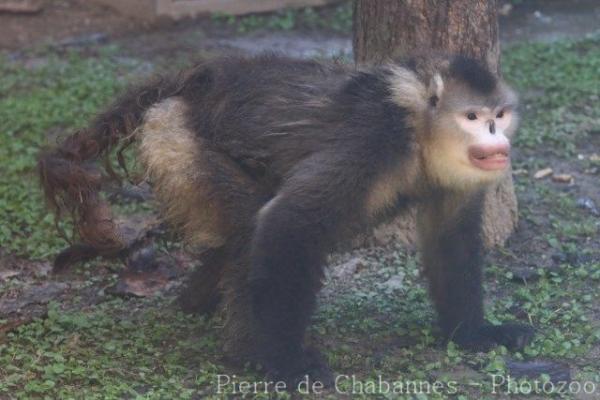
[39,52,534,386]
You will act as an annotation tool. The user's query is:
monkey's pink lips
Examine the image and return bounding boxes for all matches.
[468,144,510,171]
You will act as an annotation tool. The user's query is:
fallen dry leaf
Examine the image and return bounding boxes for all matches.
[512,168,528,176]
[109,270,170,298]
[534,168,553,179]
[0,270,20,281]
[552,173,574,183]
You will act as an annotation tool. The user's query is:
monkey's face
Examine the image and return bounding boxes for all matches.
[423,81,519,191]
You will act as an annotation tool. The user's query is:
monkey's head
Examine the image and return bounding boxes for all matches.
[390,54,519,191]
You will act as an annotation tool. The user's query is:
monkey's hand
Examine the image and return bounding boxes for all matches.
[454,323,535,352]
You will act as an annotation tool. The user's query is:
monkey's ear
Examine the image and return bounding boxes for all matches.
[388,66,429,113]
[428,73,444,108]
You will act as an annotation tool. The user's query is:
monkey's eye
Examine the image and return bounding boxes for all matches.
[496,110,505,118]
[466,112,477,120]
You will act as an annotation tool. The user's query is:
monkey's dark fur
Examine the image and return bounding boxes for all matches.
[39,53,534,385]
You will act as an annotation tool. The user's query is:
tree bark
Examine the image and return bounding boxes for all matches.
[353,0,518,248]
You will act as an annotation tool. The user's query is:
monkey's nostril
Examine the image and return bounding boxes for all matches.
[488,120,496,134]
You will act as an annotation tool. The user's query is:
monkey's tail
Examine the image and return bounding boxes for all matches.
[38,77,182,252]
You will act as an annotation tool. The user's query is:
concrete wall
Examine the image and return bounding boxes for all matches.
[93,0,340,20]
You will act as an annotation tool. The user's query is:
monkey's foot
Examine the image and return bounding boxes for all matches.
[454,323,534,352]
[479,323,535,351]
[265,347,334,390]
[177,286,221,316]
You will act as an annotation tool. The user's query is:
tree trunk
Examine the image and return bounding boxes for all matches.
[353,0,518,248]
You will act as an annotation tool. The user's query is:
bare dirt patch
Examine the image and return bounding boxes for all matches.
[0,0,143,50]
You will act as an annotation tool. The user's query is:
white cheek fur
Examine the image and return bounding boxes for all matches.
[454,117,493,139]
[495,112,513,131]
[454,116,480,133]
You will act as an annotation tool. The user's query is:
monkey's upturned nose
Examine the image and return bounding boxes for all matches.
[488,120,496,134]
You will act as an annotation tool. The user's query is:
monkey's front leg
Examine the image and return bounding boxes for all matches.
[417,191,534,351]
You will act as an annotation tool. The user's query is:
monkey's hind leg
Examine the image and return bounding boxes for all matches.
[138,97,266,316]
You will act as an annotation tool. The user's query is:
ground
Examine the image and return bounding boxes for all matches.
[0,1,600,399]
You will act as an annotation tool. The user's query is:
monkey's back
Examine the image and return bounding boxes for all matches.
[178,55,349,181]
[177,54,413,190]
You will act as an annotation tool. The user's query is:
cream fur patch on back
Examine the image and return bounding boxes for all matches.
[138,97,226,247]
